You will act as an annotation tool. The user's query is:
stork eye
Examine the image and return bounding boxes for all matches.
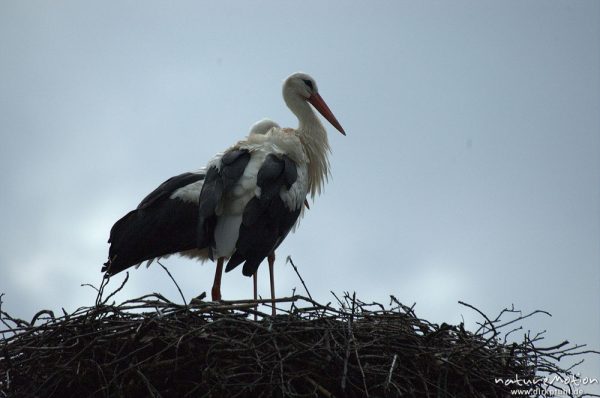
[302,79,314,90]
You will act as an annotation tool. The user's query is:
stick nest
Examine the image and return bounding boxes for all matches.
[0,281,597,397]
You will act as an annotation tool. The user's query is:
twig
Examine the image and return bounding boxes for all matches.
[341,292,355,392]
[95,275,110,306]
[306,376,333,397]
[157,260,187,307]
[350,292,369,397]
[458,300,498,337]
[385,354,398,390]
[285,256,313,300]
[29,310,55,326]
[101,272,129,305]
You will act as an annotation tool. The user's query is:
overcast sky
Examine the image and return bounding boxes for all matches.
[1,1,598,391]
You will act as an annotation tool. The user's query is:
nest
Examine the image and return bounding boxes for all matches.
[0,275,597,397]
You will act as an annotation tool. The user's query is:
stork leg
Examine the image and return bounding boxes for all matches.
[268,253,276,316]
[253,271,258,321]
[211,257,225,301]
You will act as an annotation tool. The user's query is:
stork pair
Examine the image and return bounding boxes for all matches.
[102,72,345,315]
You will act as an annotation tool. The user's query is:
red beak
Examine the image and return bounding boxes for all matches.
[308,93,346,135]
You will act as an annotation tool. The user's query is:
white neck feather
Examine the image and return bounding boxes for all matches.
[284,91,331,198]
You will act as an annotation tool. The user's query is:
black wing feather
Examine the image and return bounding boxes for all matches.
[196,166,222,258]
[138,172,205,209]
[225,154,301,276]
[103,172,205,275]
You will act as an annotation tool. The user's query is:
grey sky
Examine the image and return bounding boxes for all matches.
[1,1,599,391]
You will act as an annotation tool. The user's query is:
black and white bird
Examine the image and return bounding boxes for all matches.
[103,72,345,313]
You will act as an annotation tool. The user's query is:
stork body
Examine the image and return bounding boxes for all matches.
[103,73,345,312]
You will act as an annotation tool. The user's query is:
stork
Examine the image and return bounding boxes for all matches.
[103,72,345,315]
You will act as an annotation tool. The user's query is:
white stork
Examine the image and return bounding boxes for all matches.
[103,72,345,314]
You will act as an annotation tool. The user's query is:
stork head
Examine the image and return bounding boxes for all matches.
[249,118,280,136]
[283,72,346,135]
